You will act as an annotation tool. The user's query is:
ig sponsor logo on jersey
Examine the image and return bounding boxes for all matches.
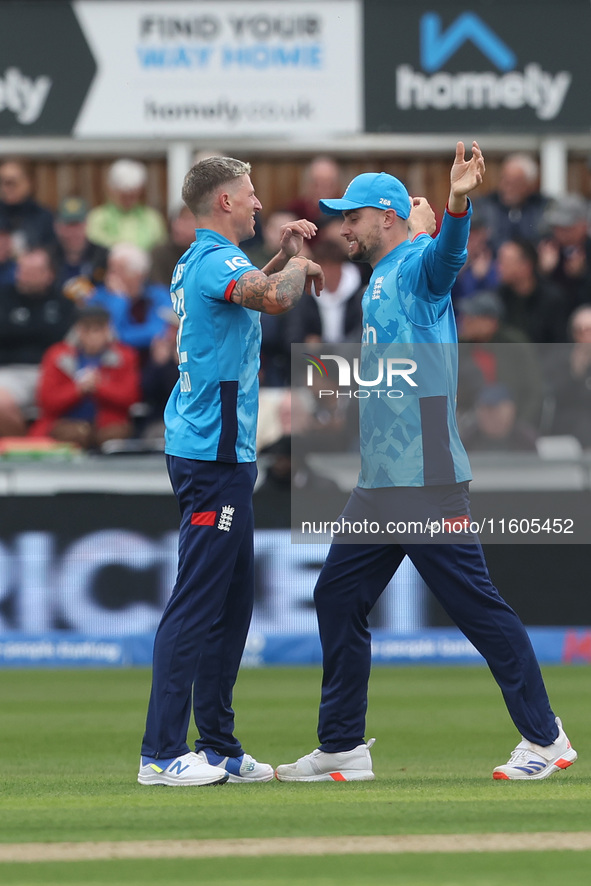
[225,256,253,272]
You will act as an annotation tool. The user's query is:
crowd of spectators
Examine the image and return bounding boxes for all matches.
[452,152,591,453]
[0,157,176,451]
[1,151,591,457]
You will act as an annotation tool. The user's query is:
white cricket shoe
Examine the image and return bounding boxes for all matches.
[202,749,274,783]
[493,717,577,780]
[275,739,376,782]
[138,751,228,786]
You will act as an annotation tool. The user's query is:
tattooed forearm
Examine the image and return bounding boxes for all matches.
[232,271,275,312]
[231,258,308,314]
[274,263,307,310]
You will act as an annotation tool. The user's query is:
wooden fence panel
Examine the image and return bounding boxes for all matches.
[9,152,591,222]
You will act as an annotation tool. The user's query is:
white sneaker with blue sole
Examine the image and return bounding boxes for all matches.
[202,748,274,783]
[138,751,228,786]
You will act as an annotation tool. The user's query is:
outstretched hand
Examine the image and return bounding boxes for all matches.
[448,141,485,212]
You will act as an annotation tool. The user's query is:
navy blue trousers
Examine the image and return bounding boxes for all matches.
[141,457,257,759]
[315,539,558,753]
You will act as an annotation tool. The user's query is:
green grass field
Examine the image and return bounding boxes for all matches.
[1,664,589,885]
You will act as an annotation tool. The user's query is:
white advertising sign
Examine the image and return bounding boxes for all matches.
[73,0,362,138]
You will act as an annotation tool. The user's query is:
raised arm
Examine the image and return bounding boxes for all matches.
[231,255,324,315]
[448,140,485,213]
[411,141,486,299]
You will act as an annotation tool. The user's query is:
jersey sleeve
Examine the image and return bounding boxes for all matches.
[200,245,258,303]
[406,201,472,301]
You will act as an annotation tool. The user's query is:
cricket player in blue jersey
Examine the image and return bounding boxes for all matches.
[276,142,577,783]
[138,157,324,786]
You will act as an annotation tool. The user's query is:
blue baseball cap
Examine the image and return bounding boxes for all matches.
[319,172,411,219]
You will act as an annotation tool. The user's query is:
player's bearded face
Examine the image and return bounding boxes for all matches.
[341,209,384,265]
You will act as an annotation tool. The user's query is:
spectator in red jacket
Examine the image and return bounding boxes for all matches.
[30,305,140,449]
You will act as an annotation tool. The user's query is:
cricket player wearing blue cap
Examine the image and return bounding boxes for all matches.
[276,142,577,783]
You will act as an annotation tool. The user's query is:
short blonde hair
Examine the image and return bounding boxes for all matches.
[182,156,251,217]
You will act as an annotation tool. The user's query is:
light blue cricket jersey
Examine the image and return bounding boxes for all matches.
[358,207,473,488]
[164,229,261,463]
